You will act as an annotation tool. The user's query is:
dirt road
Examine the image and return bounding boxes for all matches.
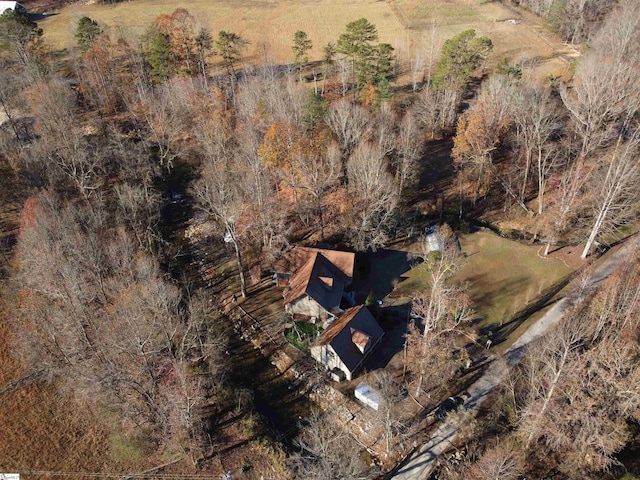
[388,242,635,480]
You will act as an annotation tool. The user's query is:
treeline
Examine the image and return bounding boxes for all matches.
[511,0,616,43]
[452,0,640,259]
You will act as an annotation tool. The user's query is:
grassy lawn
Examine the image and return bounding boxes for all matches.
[36,0,403,62]
[455,230,574,329]
[394,229,576,334]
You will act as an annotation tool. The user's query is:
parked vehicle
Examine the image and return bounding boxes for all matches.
[434,396,465,421]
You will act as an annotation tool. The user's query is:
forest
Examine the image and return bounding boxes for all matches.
[0,0,639,478]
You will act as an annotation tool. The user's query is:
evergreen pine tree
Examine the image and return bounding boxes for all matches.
[75,16,101,53]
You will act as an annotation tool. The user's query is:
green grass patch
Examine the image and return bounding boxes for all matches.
[394,261,431,296]
[600,222,638,246]
[284,321,322,353]
[108,432,149,463]
[454,230,574,329]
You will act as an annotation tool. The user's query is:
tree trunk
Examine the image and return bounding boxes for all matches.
[537,147,545,215]
[231,236,247,298]
[526,347,570,447]
[317,199,325,242]
[0,95,22,146]
[520,150,532,203]
[581,206,606,259]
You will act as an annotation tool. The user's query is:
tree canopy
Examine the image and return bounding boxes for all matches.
[215,30,246,75]
[335,18,395,90]
[75,16,101,53]
[142,23,174,82]
[432,29,492,91]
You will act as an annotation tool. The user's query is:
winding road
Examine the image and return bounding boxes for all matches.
[388,241,636,480]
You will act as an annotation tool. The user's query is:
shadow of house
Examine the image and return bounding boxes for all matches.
[352,249,413,303]
[362,303,412,372]
[29,12,57,21]
[310,305,384,381]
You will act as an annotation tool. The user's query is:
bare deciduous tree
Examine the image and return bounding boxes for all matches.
[416,87,461,139]
[395,109,423,199]
[560,1,640,159]
[511,254,640,476]
[138,79,192,170]
[192,153,249,297]
[580,130,640,258]
[291,140,341,241]
[325,99,372,181]
[346,142,397,251]
[406,225,474,396]
[114,182,161,251]
[464,440,523,480]
[513,84,560,213]
[290,410,376,480]
[453,76,519,207]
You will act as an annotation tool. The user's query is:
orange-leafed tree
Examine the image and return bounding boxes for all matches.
[156,8,197,75]
[257,121,301,170]
[257,121,304,202]
[452,76,514,204]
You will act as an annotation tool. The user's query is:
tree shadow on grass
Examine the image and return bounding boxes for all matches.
[491,272,577,346]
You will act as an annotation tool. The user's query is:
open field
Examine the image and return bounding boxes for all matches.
[394,0,580,77]
[454,230,574,328]
[395,229,575,332]
[36,0,578,79]
[37,0,404,62]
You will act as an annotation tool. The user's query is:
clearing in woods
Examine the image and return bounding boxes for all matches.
[37,0,578,79]
[395,229,576,337]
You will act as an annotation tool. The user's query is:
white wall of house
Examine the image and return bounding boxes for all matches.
[0,2,25,13]
[310,344,353,381]
[286,295,329,320]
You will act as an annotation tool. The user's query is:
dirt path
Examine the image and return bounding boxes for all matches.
[388,241,635,480]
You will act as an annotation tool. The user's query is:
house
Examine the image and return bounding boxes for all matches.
[280,247,356,321]
[275,246,355,286]
[283,251,348,322]
[310,305,384,381]
[0,2,27,14]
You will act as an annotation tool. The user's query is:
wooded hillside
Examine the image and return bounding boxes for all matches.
[0,1,638,478]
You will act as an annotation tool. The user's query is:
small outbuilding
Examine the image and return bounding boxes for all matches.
[423,224,443,254]
[354,383,381,411]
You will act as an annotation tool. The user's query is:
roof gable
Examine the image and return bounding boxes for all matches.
[276,246,355,280]
[313,305,384,373]
[283,253,348,311]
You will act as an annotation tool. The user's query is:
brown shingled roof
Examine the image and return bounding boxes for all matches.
[275,246,355,280]
[314,305,364,346]
[283,252,347,311]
